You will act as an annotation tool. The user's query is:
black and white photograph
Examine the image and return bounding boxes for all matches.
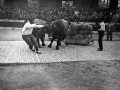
[0,0,120,90]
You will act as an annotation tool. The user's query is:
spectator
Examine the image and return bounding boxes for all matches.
[0,5,114,23]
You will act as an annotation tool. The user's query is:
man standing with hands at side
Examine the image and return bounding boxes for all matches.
[97,21,105,51]
[107,22,113,41]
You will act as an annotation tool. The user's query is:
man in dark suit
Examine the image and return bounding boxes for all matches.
[107,23,113,41]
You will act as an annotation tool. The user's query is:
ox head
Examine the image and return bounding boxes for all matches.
[43,19,71,37]
[41,24,55,37]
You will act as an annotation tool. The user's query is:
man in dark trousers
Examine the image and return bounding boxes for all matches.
[107,22,113,41]
[97,21,105,51]
[22,18,45,54]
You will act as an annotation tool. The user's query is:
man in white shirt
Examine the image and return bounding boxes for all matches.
[22,18,45,54]
[97,21,105,51]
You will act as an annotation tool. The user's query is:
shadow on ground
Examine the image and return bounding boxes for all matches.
[0,60,120,90]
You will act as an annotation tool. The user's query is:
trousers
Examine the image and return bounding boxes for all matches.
[22,34,39,51]
[98,31,104,50]
[107,31,112,41]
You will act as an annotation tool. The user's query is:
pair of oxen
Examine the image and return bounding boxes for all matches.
[32,19,97,50]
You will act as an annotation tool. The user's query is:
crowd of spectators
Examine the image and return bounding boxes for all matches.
[0,4,118,23]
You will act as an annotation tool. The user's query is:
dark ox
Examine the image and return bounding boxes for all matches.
[44,19,70,50]
[32,19,46,48]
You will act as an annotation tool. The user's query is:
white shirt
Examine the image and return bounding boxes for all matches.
[22,22,45,35]
[99,21,105,31]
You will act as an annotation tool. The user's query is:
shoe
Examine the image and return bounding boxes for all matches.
[97,49,103,51]
[36,51,42,54]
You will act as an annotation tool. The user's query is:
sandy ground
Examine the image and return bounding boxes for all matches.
[0,29,120,90]
[0,61,120,90]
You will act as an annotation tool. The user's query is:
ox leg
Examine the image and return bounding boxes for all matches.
[65,41,69,45]
[58,41,61,46]
[56,38,61,50]
[48,38,54,48]
[37,38,41,48]
[41,39,45,46]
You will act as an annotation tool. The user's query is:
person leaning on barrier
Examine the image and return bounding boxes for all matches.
[21,18,45,54]
[97,21,105,51]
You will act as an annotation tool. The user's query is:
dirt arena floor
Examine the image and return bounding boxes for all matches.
[0,29,120,90]
[0,61,120,90]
